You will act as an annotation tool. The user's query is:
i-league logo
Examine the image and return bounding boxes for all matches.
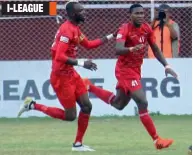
[1,1,57,16]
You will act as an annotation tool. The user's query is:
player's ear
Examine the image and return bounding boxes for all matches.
[69,12,75,18]
[70,12,74,17]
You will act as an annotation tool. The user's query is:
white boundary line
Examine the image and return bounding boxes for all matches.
[0,3,191,20]
[58,3,192,9]
[0,16,54,20]
[0,15,63,24]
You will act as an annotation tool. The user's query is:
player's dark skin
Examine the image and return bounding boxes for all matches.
[66,3,110,70]
[110,7,178,111]
[65,3,97,71]
[64,3,113,121]
[61,3,91,121]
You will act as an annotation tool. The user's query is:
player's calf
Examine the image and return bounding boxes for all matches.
[18,97,67,121]
[83,78,129,111]
[73,96,92,149]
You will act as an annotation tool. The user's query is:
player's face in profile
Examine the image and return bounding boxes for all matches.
[131,7,145,25]
[74,3,86,23]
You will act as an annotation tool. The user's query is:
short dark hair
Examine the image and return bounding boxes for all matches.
[65,2,78,15]
[129,4,143,13]
[159,4,171,10]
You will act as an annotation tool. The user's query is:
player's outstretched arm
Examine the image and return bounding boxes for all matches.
[80,33,115,49]
[55,41,97,71]
[115,42,144,55]
[150,43,178,78]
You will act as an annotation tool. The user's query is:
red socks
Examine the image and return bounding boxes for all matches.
[75,111,90,143]
[34,103,65,120]
[90,85,115,104]
[34,102,158,143]
[34,103,90,144]
[139,110,158,140]
[89,84,158,141]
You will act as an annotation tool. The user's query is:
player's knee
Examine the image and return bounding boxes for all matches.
[116,104,125,111]
[81,102,92,114]
[111,102,125,111]
[137,99,148,110]
[65,111,77,121]
[117,106,124,111]
[66,114,76,121]
[112,98,124,111]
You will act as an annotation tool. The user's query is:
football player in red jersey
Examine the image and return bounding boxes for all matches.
[17,1,115,151]
[84,4,178,150]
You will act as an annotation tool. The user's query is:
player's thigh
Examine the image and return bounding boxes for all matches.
[56,87,76,109]
[116,80,132,102]
[75,76,91,114]
[130,88,148,110]
[127,79,147,104]
[50,73,77,110]
[75,75,88,101]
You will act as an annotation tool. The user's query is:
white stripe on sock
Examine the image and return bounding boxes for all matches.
[108,94,115,104]
[139,112,148,117]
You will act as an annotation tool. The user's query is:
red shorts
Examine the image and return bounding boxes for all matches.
[115,68,142,94]
[116,78,142,94]
[50,71,87,109]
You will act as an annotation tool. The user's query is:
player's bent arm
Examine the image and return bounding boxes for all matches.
[55,41,78,66]
[80,38,103,49]
[80,34,114,49]
[150,43,169,67]
[115,42,132,55]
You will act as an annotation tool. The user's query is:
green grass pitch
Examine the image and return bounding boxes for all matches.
[0,115,191,155]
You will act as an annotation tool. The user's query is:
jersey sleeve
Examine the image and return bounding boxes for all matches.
[55,42,69,62]
[147,25,156,46]
[79,32,103,49]
[59,26,73,44]
[116,24,128,42]
[55,26,73,63]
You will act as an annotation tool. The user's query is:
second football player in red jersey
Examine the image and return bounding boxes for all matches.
[84,4,178,150]
[17,1,115,151]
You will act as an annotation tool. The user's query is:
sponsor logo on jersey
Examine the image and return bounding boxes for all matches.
[60,36,69,43]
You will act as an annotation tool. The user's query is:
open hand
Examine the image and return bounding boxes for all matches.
[165,66,178,79]
[83,60,97,71]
